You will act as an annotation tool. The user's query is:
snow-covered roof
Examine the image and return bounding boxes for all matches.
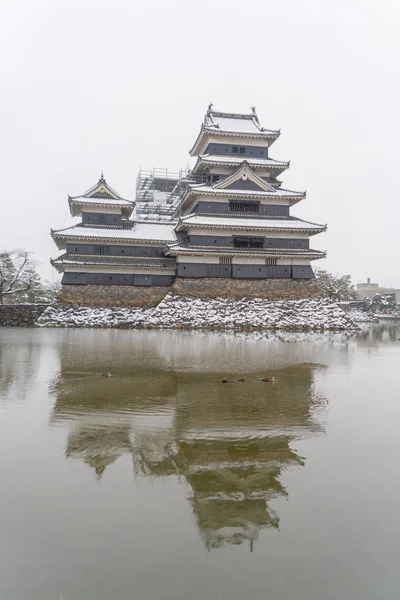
[190,106,280,156]
[69,196,133,207]
[165,243,326,259]
[195,154,289,171]
[204,109,279,136]
[52,222,177,245]
[184,184,304,199]
[51,253,176,272]
[67,174,134,217]
[74,173,123,200]
[176,214,326,234]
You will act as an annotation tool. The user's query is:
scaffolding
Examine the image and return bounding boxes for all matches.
[135,168,188,220]
[135,167,209,220]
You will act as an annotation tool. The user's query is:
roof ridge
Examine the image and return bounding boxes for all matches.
[70,174,123,200]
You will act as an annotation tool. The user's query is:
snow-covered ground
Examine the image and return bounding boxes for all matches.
[36,294,361,331]
[346,309,378,324]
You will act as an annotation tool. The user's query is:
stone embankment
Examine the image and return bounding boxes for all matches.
[37,295,359,331]
[0,304,50,327]
[57,284,170,307]
[337,301,378,324]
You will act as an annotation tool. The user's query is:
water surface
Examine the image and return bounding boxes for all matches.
[0,325,399,599]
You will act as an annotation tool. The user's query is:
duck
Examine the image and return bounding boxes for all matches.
[222,378,229,383]
[238,376,247,382]
[101,372,112,378]
[261,376,275,383]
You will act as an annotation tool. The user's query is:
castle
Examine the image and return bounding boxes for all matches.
[51,106,326,292]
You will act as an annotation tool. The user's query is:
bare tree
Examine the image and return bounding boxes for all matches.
[0,250,38,304]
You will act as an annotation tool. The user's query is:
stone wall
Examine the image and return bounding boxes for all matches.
[337,300,371,312]
[56,278,324,307]
[57,285,170,307]
[0,304,50,327]
[171,278,324,300]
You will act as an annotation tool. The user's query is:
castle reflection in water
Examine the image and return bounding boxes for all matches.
[48,333,329,550]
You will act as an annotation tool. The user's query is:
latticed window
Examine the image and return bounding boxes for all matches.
[219,256,232,264]
[265,258,277,266]
[93,245,110,255]
[230,202,259,213]
[234,237,264,249]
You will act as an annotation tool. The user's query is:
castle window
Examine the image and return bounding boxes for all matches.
[265,258,277,266]
[232,146,239,153]
[94,245,110,255]
[230,202,259,213]
[234,237,264,249]
[240,147,246,154]
[219,256,232,264]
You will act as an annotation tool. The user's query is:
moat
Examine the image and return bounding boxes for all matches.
[0,325,399,600]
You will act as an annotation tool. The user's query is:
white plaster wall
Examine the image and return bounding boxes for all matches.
[177,255,218,264]
[81,205,122,214]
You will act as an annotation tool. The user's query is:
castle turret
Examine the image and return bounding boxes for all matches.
[165,106,326,280]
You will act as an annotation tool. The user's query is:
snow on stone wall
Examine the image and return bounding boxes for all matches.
[36,295,359,331]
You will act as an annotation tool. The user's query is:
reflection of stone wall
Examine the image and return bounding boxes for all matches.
[0,304,49,326]
[172,278,323,300]
[57,285,170,307]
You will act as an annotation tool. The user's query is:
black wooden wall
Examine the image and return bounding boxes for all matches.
[191,201,289,217]
[61,273,175,286]
[187,235,310,249]
[204,143,268,158]
[82,212,122,226]
[66,243,166,257]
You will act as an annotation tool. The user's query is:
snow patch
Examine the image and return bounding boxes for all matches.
[36,294,359,331]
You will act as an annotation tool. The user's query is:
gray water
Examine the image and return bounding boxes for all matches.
[0,325,399,600]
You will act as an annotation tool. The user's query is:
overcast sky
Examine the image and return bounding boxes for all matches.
[1,0,399,286]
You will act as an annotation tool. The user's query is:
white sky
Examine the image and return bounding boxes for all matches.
[1,0,399,286]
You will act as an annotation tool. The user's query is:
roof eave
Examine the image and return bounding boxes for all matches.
[189,127,280,157]
[165,246,327,259]
[181,188,305,201]
[52,232,175,245]
[175,221,326,235]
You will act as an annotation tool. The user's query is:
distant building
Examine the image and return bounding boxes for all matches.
[51,106,327,287]
[357,278,400,304]
[356,278,380,299]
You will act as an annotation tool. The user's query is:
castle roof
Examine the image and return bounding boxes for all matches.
[176,214,326,235]
[51,254,176,272]
[51,222,177,248]
[68,173,134,217]
[190,106,280,156]
[165,242,326,260]
[177,162,305,212]
[194,154,289,174]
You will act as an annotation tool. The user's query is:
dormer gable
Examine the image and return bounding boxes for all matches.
[80,173,121,200]
[214,162,277,193]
